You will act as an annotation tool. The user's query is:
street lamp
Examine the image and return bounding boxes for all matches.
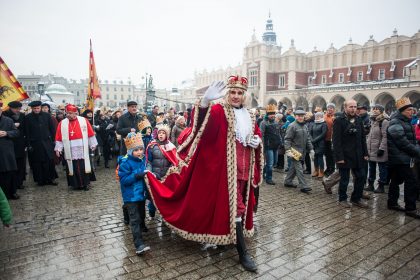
[37,81,45,101]
[142,73,148,113]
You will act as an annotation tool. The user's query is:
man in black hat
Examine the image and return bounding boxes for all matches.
[0,101,20,199]
[3,101,27,190]
[24,100,58,186]
[117,101,142,155]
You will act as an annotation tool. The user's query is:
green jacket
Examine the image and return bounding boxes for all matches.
[0,188,12,225]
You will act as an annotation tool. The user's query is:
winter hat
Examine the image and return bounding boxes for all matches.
[124,132,144,155]
[372,104,385,113]
[326,103,336,109]
[156,124,171,136]
[315,112,324,119]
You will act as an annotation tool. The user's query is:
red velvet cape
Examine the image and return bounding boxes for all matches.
[145,102,263,245]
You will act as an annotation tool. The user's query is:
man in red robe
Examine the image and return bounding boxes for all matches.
[145,76,263,272]
[55,104,98,191]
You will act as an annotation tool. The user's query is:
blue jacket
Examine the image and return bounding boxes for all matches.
[118,155,148,203]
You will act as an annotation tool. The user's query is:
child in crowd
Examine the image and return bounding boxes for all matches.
[146,124,178,217]
[118,132,150,255]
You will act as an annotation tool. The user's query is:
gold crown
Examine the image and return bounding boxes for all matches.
[138,119,152,132]
[266,104,277,114]
[227,75,248,91]
[156,124,171,136]
[156,115,165,124]
[395,97,412,110]
[314,106,322,112]
[124,132,144,150]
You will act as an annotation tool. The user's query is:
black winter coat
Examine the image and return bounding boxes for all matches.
[332,113,368,169]
[117,112,142,154]
[310,121,327,155]
[3,110,26,158]
[0,114,18,172]
[387,112,420,165]
[24,112,56,163]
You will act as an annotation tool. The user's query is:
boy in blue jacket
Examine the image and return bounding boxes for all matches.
[118,132,150,255]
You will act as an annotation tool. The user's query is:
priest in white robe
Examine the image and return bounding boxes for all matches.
[55,104,98,191]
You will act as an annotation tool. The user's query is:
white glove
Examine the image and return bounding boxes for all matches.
[200,81,226,108]
[248,135,261,149]
[106,124,114,130]
[93,125,100,131]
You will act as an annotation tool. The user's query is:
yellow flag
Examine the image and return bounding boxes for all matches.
[85,40,101,111]
[0,57,29,109]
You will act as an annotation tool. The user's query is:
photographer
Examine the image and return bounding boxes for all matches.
[333,100,369,208]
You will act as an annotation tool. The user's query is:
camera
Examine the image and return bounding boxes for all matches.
[347,127,358,134]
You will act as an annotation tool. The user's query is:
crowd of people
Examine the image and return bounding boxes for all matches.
[0,99,190,197]
[1,75,420,273]
[258,97,420,218]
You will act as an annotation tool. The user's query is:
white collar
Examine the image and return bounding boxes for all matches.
[233,107,252,146]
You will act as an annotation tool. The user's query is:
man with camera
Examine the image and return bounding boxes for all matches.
[333,99,369,208]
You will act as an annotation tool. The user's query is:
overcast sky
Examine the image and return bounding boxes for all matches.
[1,0,419,89]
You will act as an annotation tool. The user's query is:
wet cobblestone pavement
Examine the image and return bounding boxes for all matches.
[1,162,419,280]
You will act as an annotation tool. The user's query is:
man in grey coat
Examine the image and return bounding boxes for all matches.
[283,108,314,193]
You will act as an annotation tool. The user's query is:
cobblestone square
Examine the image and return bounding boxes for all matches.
[1,164,419,280]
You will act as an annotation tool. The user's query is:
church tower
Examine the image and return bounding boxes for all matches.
[262,11,277,45]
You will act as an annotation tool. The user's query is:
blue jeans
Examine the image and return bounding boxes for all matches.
[314,153,324,170]
[368,161,388,184]
[338,167,365,202]
[265,149,278,181]
[126,201,146,249]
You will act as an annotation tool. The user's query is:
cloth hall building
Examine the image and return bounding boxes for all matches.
[195,16,420,113]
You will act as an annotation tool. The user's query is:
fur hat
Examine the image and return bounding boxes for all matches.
[396,97,413,112]
[156,124,170,136]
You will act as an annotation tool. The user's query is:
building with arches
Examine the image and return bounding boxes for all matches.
[195,15,420,113]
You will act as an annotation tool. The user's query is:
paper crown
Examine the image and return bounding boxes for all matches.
[314,106,322,112]
[65,104,77,113]
[266,104,277,114]
[138,119,152,132]
[156,115,165,124]
[156,124,170,136]
[124,132,144,150]
[227,75,248,91]
[396,97,412,111]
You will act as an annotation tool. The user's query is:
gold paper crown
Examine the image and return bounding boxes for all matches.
[124,132,144,150]
[227,75,248,91]
[314,106,322,112]
[138,119,152,132]
[156,115,165,124]
[395,97,412,110]
[156,124,171,136]
[266,104,277,114]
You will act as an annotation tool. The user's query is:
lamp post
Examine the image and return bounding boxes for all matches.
[142,73,148,113]
[37,81,45,101]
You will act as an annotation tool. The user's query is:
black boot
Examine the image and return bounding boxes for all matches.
[235,221,257,272]
[374,182,385,193]
[253,187,259,213]
[123,205,130,225]
[365,180,374,192]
